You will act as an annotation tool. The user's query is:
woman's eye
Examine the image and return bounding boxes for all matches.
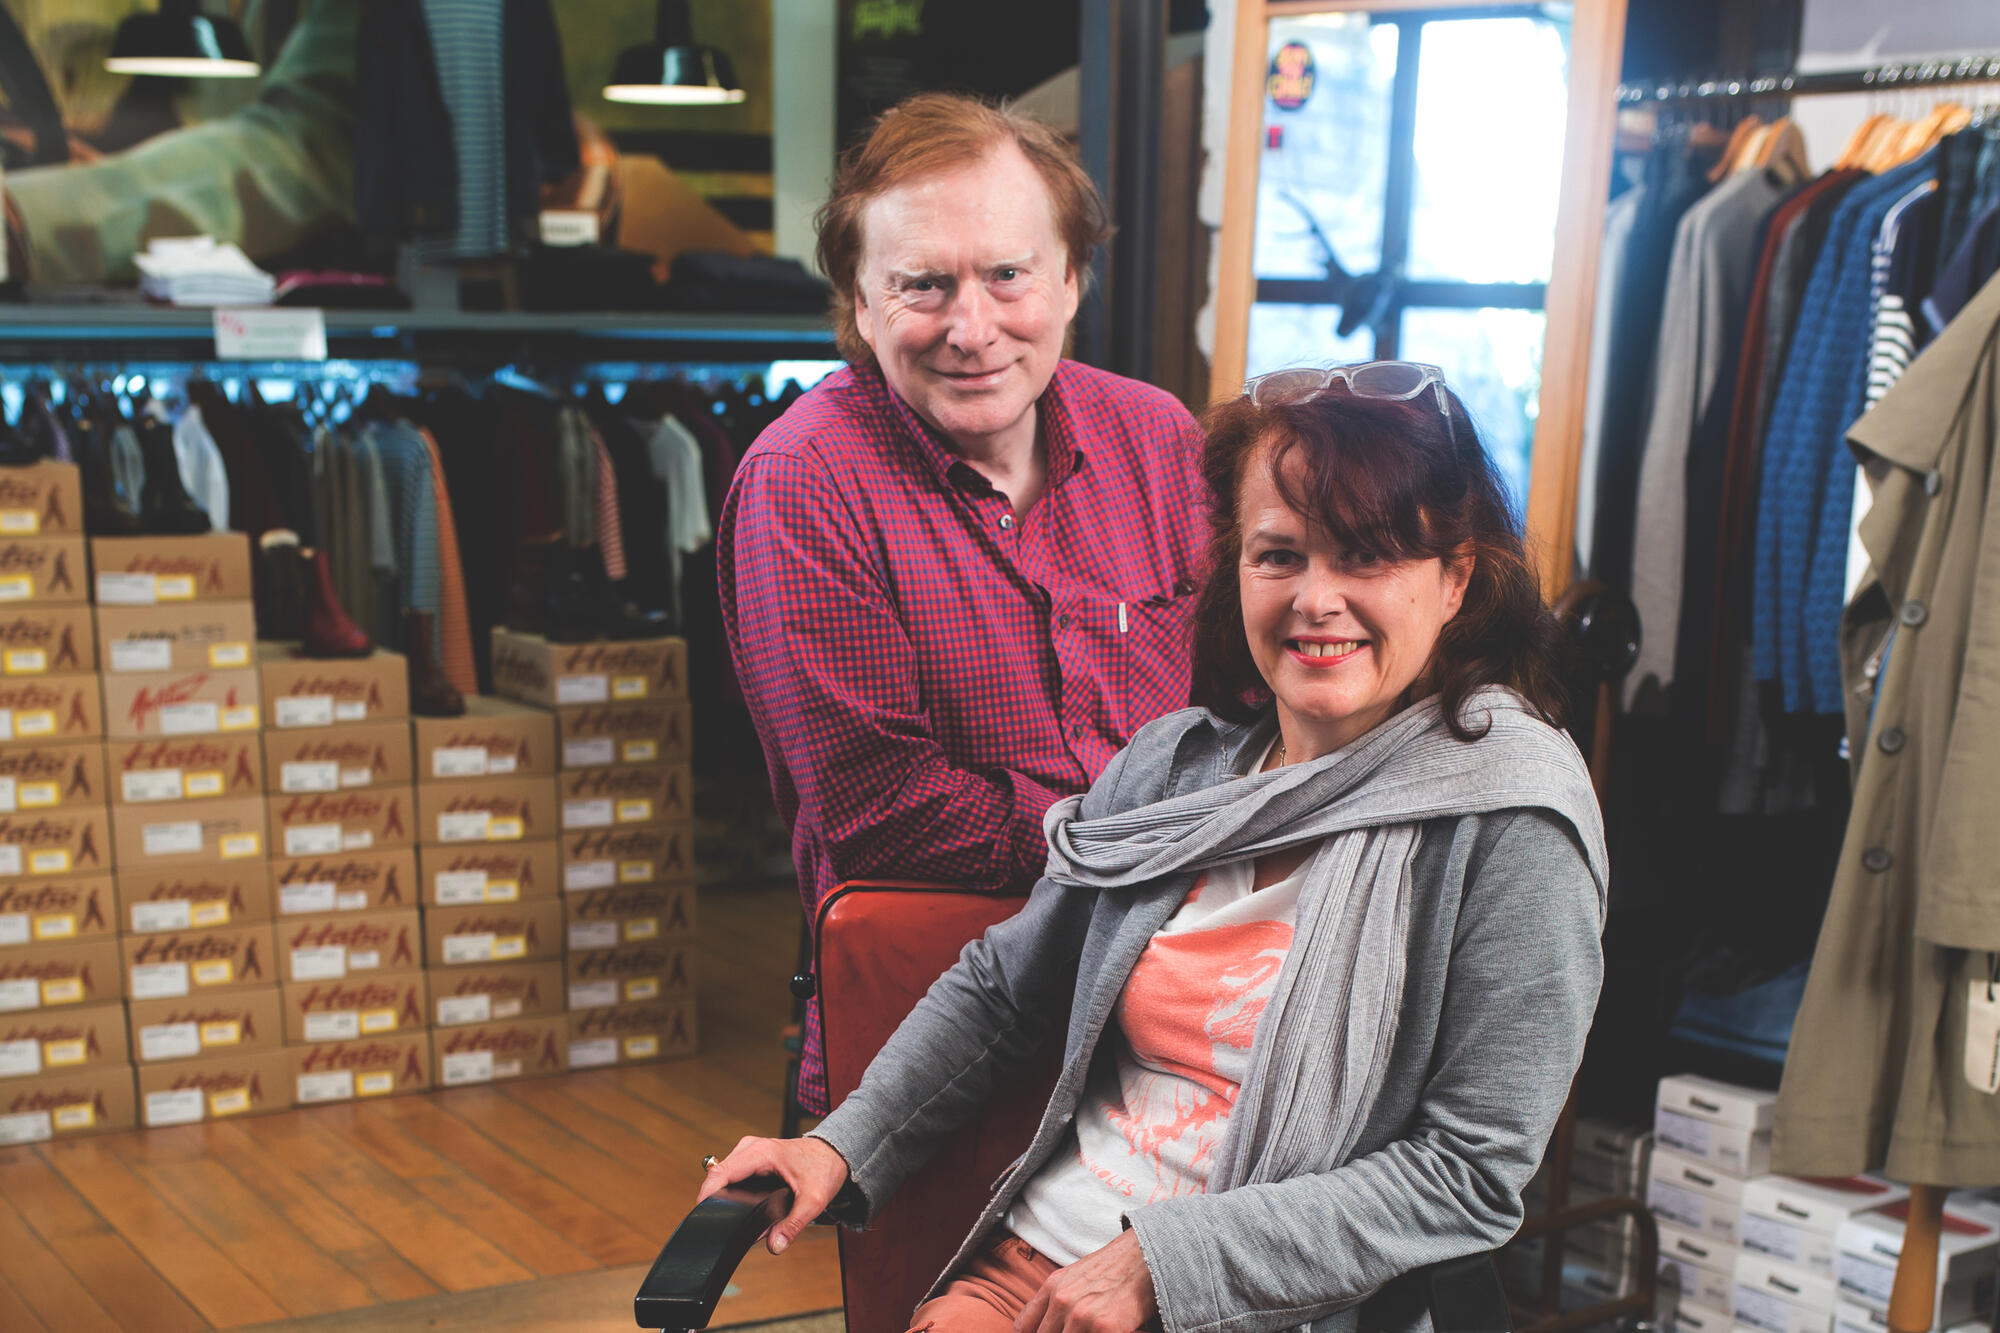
[1253,548,1299,567]
[1344,549,1380,568]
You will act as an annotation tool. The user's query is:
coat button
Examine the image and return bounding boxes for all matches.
[1900,600,1927,627]
[1925,469,1943,496]
[1878,727,1907,754]
[1862,846,1893,872]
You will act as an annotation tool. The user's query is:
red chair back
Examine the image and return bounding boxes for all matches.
[816,882,1061,1333]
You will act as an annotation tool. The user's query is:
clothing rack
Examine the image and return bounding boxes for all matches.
[1617,54,2000,105]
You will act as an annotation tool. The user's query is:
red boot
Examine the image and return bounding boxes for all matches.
[301,547,372,659]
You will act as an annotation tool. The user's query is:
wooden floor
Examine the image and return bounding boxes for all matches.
[0,883,843,1332]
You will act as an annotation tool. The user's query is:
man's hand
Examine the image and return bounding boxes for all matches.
[1014,1229,1159,1333]
[694,1134,851,1256]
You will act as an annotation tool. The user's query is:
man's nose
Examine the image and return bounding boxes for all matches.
[946,282,998,350]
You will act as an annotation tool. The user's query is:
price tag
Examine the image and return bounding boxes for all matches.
[617,800,653,823]
[334,701,367,722]
[619,860,656,884]
[564,799,614,829]
[489,755,517,774]
[275,695,335,729]
[625,1035,660,1060]
[570,1038,618,1068]
[0,978,38,1009]
[556,674,609,705]
[438,812,492,842]
[623,740,660,763]
[360,1007,398,1034]
[492,935,526,960]
[210,642,251,668]
[340,831,374,851]
[285,824,342,857]
[348,949,381,970]
[145,1088,205,1126]
[213,306,328,360]
[51,1102,92,1132]
[565,860,615,891]
[199,1020,241,1046]
[131,961,192,999]
[441,1050,495,1085]
[434,870,488,906]
[433,747,489,778]
[133,900,193,932]
[220,706,258,730]
[568,980,619,1009]
[442,933,496,964]
[0,1110,52,1143]
[140,1021,203,1061]
[191,901,230,928]
[184,771,225,798]
[0,575,32,602]
[15,782,51,809]
[484,879,520,902]
[565,738,615,767]
[15,710,54,736]
[208,1087,251,1117]
[296,1071,354,1104]
[191,960,234,987]
[219,833,260,859]
[335,890,369,911]
[96,573,158,605]
[304,1011,361,1042]
[0,1038,42,1077]
[280,881,338,915]
[290,945,347,980]
[570,922,619,950]
[43,1038,85,1066]
[123,769,185,803]
[487,817,524,840]
[340,768,373,787]
[110,639,174,672]
[3,649,46,674]
[158,702,220,735]
[28,849,70,875]
[492,997,523,1018]
[625,977,661,1002]
[538,209,602,246]
[143,820,203,857]
[39,977,81,1004]
[155,575,195,601]
[612,676,649,700]
[357,1071,396,1097]
[32,914,74,940]
[625,917,660,941]
[436,994,492,1026]
[0,510,36,535]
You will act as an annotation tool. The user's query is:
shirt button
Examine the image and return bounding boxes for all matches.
[1899,600,1928,627]
[1057,613,1073,629]
[1877,727,1907,754]
[1862,846,1893,873]
[998,514,1013,530]
[1070,724,1085,740]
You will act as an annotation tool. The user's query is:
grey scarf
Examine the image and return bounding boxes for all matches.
[1041,686,1608,1193]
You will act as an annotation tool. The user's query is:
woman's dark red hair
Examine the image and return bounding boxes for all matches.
[1189,384,1566,741]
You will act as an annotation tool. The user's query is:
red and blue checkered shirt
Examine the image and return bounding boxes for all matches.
[717,359,1208,1114]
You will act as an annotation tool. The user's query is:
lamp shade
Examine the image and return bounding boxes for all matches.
[105,2,260,79]
[603,0,745,105]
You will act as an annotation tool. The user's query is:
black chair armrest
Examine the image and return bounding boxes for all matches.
[1425,1253,1513,1333]
[634,1176,790,1332]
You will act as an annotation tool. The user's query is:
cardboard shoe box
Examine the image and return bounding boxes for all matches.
[123,923,276,999]
[565,882,695,951]
[566,938,695,1010]
[0,604,96,675]
[117,860,273,933]
[1649,1145,1749,1244]
[1656,1221,1738,1315]
[111,794,266,866]
[271,786,414,856]
[1740,1176,1907,1278]
[281,969,428,1043]
[567,998,697,1068]
[101,667,260,739]
[414,697,557,781]
[0,462,84,536]
[0,936,122,1009]
[271,847,419,917]
[420,840,560,905]
[264,721,413,794]
[0,874,116,944]
[558,762,691,829]
[561,821,693,891]
[292,1030,432,1104]
[424,899,563,967]
[1733,1251,1837,1333]
[556,699,692,768]
[0,672,102,741]
[278,909,422,983]
[109,734,263,804]
[0,806,112,877]
[0,535,88,605]
[0,741,106,811]
[1657,1074,1776,1177]
[259,644,409,727]
[0,1001,127,1077]
[432,1011,568,1086]
[128,988,283,1063]
[418,775,558,846]
[0,1062,136,1144]
[1834,1195,2000,1326]
[429,960,564,1026]
[491,628,687,707]
[1571,1117,1653,1196]
[92,533,253,605]
[138,1046,291,1126]
[95,601,255,674]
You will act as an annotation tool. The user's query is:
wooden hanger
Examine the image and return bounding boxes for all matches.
[1709,114,1763,181]
[1755,118,1812,182]
[1835,113,1888,170]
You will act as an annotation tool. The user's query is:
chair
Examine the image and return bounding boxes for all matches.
[635,880,1516,1333]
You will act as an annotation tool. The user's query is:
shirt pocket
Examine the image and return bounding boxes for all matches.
[1111,585,1198,743]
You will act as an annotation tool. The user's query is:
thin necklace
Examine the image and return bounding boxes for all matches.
[1273,737,1287,767]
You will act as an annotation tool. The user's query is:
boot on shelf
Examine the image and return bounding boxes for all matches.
[136,421,210,534]
[404,609,464,716]
[256,531,304,640]
[300,546,372,658]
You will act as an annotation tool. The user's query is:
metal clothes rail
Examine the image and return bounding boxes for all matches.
[1617,53,2000,106]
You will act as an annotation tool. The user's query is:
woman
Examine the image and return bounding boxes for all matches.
[701,362,1607,1333]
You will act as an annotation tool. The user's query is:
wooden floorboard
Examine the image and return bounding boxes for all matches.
[0,1189,120,1332]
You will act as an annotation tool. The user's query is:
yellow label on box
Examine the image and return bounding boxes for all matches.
[43,1038,85,1066]
[615,800,653,823]
[0,575,33,601]
[28,849,70,875]
[624,917,660,941]
[624,1034,660,1059]
[622,739,659,763]
[359,1008,398,1034]
[32,914,75,940]
[0,509,39,535]
[41,977,82,1004]
[625,977,660,1002]
[486,817,524,841]
[492,935,527,960]
[200,1020,241,1046]
[484,879,520,903]
[155,575,196,602]
[220,705,258,731]
[209,642,251,668]
[208,1087,250,1116]
[611,675,648,699]
[618,860,654,884]
[190,901,230,928]
[15,710,55,737]
[219,832,260,859]
[184,771,225,799]
[2,649,46,675]
[52,1101,93,1131]
[357,1070,395,1097]
[192,960,234,987]
[18,782,58,808]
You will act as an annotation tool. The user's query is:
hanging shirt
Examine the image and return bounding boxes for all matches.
[415,0,509,260]
[171,404,230,532]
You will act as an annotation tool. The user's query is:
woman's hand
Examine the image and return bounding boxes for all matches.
[694,1134,851,1255]
[1014,1230,1159,1333]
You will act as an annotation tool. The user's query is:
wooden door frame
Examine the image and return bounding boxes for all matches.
[1211,0,1630,593]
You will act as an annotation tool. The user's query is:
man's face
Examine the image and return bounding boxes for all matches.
[853,142,1080,456]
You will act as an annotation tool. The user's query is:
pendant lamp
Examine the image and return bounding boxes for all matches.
[105,0,260,79]
[603,0,746,105]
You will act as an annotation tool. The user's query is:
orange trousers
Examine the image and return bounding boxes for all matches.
[907,1230,1061,1332]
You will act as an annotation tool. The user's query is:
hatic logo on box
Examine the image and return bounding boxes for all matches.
[130,932,265,978]
[0,814,102,865]
[574,888,690,931]
[442,972,544,1005]
[0,615,84,667]
[571,947,687,986]
[443,851,539,891]
[0,881,108,929]
[295,981,423,1028]
[164,1068,266,1099]
[117,552,228,592]
[289,737,390,770]
[296,1040,425,1082]
[492,642,551,693]
[0,1014,106,1056]
[0,476,70,530]
[572,1004,691,1045]
[4,1086,108,1117]
[126,675,242,732]
[278,793,405,836]
[0,748,96,799]
[564,768,667,799]
[0,955,94,987]
[444,914,540,946]
[285,921,417,967]
[557,643,680,692]
[567,705,669,737]
[0,544,73,594]
[441,792,534,819]
[154,1004,263,1040]
[141,876,251,916]
[439,729,533,766]
[439,1025,563,1070]
[283,674,385,706]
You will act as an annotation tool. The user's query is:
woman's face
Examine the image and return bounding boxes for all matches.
[1237,444,1471,758]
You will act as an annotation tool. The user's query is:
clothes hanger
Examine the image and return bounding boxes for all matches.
[1753,118,1811,182]
[1709,113,1763,180]
[1836,112,1888,169]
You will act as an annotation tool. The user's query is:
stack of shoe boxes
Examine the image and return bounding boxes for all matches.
[490,627,697,1068]
[1742,1175,1908,1333]
[1647,1075,1773,1329]
[257,642,430,1104]
[1831,1194,2000,1333]
[0,462,138,1143]
[413,695,568,1087]
[1507,1118,1652,1310]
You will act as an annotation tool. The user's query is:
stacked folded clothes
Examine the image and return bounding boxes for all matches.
[134,236,276,306]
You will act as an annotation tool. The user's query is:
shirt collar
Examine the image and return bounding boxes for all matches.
[858,359,1087,495]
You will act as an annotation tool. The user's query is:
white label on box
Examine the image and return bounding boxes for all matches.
[335,890,369,911]
[340,767,373,787]
[158,702,220,735]
[279,881,337,915]
[142,820,204,856]
[1835,1255,1893,1306]
[123,770,185,803]
[442,933,496,964]
[304,1011,361,1041]
[213,306,328,360]
[17,781,55,809]
[16,711,54,738]
[348,949,381,970]
[0,1110,52,1144]
[438,812,492,842]
[1649,1181,1709,1233]
[435,871,488,906]
[569,922,619,950]
[566,860,615,891]
[0,1038,41,1077]
[570,1038,618,1068]
[296,1070,354,1104]
[612,677,647,700]
[442,1050,495,1085]
[334,701,367,722]
[285,824,343,857]
[484,880,519,902]
[1657,1108,1713,1157]
[33,915,74,941]
[132,900,194,933]
[109,638,174,672]
[131,961,192,999]
[538,209,601,246]
[0,978,38,1010]
[1733,1286,1808,1333]
[625,1035,660,1059]
[489,755,517,774]
[97,572,159,605]
[436,994,492,1025]
[276,695,335,729]
[0,777,15,811]
[28,849,69,875]
[0,913,26,945]
[0,512,32,537]
[556,674,610,705]
[626,917,659,941]
[563,799,614,829]
[145,1088,205,1126]
[281,761,340,793]
[565,738,616,767]
[1741,1213,1805,1267]
[221,705,258,731]
[0,711,13,742]
[493,998,522,1019]
[568,980,619,1009]
[433,746,488,778]
[140,1021,203,1061]
[290,945,347,980]
[0,575,28,602]
[616,800,652,823]
[618,861,654,884]
[340,831,374,851]
[623,740,659,763]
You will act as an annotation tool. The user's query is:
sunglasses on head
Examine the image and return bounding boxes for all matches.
[1244,360,1457,446]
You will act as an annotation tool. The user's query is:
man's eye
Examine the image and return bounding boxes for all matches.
[909,279,938,292]
[995,268,1020,282]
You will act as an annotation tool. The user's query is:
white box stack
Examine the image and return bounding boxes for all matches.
[1834,1193,2000,1332]
[1650,1076,1775,1333]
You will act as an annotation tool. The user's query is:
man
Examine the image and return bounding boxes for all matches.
[718,93,1207,1116]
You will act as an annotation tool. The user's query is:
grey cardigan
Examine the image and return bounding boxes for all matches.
[812,705,1605,1333]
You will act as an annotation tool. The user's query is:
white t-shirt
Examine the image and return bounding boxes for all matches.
[1005,848,1310,1264]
